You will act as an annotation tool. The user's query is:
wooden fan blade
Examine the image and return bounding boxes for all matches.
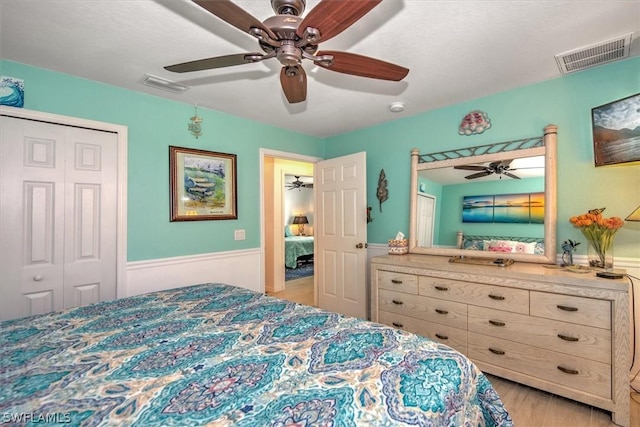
[297,0,382,43]
[314,51,408,81]
[193,0,276,40]
[465,171,492,180]
[165,53,264,73]
[454,165,487,171]
[280,65,307,103]
[502,171,521,179]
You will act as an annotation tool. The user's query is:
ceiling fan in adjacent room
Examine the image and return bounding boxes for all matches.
[285,176,313,190]
[164,0,409,103]
[454,160,540,180]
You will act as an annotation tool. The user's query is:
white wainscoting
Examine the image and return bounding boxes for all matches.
[126,249,262,297]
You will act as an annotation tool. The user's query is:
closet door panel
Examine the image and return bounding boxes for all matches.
[1,117,65,320]
[63,127,117,308]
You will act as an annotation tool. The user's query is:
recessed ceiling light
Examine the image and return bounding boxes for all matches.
[389,102,405,113]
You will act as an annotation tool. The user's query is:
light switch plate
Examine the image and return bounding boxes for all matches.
[234,229,245,240]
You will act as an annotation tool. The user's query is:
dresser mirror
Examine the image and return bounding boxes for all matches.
[408,125,557,264]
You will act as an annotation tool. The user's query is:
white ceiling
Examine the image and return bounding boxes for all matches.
[1,1,638,138]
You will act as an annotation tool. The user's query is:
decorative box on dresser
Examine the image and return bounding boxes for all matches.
[370,254,631,427]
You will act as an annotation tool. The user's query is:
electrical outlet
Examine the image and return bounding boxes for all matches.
[234,229,245,240]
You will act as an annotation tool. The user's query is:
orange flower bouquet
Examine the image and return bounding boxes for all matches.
[569,208,624,270]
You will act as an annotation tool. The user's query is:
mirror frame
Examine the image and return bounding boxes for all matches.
[409,124,557,264]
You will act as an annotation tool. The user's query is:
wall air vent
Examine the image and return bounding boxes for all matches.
[554,33,633,74]
[142,74,189,93]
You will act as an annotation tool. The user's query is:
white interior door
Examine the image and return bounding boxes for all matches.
[417,193,436,247]
[0,116,117,320]
[314,152,367,319]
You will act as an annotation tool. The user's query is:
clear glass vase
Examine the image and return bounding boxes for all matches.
[587,239,614,271]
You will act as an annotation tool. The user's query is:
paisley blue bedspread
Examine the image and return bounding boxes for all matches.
[0,283,513,426]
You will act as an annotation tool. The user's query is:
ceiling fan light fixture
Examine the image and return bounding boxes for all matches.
[389,102,405,113]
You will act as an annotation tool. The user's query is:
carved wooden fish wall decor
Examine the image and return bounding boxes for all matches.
[377,169,388,212]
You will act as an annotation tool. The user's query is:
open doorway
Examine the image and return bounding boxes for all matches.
[261,150,318,306]
[278,174,314,305]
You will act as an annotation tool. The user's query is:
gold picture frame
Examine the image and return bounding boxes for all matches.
[169,146,237,221]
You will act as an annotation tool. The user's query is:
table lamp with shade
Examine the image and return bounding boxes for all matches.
[626,205,640,222]
[293,215,309,235]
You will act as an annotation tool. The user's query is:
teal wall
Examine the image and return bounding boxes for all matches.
[2,57,639,260]
[325,57,640,259]
[0,60,324,261]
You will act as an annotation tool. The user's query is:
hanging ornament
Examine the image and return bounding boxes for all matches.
[188,104,203,138]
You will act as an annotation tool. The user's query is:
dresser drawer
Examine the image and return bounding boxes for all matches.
[379,310,467,353]
[378,289,467,330]
[468,306,611,364]
[419,276,529,314]
[468,333,611,399]
[530,291,611,329]
[377,270,419,294]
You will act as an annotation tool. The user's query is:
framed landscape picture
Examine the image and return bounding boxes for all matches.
[169,146,237,221]
[591,93,640,166]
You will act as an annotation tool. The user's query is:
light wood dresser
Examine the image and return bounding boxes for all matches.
[370,254,630,426]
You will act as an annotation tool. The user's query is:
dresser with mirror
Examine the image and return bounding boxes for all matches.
[370,125,631,426]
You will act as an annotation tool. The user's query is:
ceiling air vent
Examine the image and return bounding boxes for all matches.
[554,33,633,74]
[142,74,189,93]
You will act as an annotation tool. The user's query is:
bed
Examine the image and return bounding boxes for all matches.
[0,283,513,426]
[462,235,545,255]
[285,235,314,268]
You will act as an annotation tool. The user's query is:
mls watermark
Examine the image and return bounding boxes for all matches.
[2,413,71,424]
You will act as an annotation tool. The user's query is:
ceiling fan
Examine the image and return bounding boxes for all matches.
[454,160,538,180]
[164,0,409,103]
[285,176,313,190]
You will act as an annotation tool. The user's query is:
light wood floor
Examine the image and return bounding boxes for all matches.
[268,281,640,426]
[487,374,640,427]
[268,277,314,306]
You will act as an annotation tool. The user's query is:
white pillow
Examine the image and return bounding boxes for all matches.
[514,241,537,254]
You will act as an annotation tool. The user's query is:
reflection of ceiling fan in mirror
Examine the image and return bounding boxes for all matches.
[164,0,409,104]
[285,176,313,190]
[454,159,543,180]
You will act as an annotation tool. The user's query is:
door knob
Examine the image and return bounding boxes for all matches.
[33,275,43,282]
[355,243,369,249]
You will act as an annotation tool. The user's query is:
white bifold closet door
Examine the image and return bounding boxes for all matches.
[0,116,117,320]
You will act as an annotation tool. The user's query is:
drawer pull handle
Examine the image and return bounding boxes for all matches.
[488,294,505,301]
[557,334,579,342]
[489,348,505,355]
[392,300,404,305]
[435,309,449,315]
[557,366,579,375]
[435,286,449,291]
[489,320,505,327]
[391,279,403,284]
[557,305,578,312]
[435,333,449,340]
[392,322,404,328]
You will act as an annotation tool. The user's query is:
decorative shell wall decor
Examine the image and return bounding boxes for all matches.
[459,110,491,135]
[376,169,388,212]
